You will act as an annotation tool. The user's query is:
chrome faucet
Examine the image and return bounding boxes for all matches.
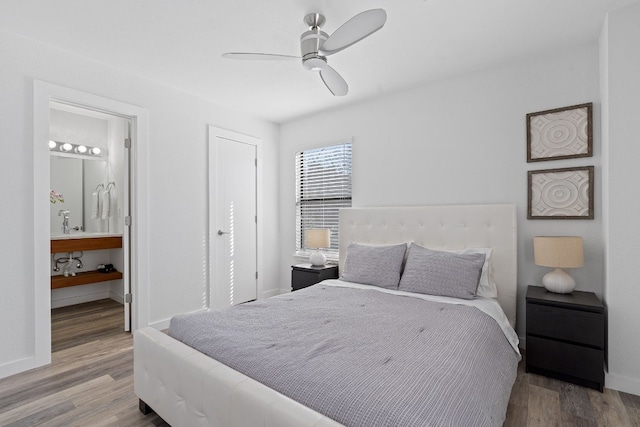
[58,210,71,234]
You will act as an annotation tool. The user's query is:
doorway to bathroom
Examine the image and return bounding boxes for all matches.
[34,81,150,370]
[49,102,131,339]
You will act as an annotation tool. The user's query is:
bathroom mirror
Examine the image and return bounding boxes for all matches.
[50,155,108,235]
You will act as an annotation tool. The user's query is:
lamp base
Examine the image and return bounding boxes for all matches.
[309,251,326,266]
[542,268,576,294]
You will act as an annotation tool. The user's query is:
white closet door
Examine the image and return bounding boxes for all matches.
[210,129,258,308]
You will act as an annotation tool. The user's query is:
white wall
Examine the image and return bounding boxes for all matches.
[279,44,602,339]
[601,2,640,395]
[0,28,279,378]
[49,107,108,148]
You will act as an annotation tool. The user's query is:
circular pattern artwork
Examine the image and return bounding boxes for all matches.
[528,167,593,219]
[527,104,592,162]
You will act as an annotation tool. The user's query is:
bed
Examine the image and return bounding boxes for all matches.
[134,204,519,427]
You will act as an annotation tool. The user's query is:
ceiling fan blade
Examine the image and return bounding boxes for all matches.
[319,65,348,96]
[319,9,387,56]
[222,52,300,61]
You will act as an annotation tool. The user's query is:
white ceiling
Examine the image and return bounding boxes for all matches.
[1,0,636,123]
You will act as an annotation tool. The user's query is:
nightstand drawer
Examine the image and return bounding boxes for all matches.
[291,269,322,289]
[527,335,604,386]
[527,303,604,348]
[291,264,339,291]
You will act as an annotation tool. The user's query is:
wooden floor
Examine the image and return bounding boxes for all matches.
[504,354,640,427]
[0,299,638,426]
[51,298,127,353]
[505,355,640,427]
[0,299,167,427]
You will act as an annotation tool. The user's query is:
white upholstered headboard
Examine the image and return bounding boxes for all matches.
[339,204,518,327]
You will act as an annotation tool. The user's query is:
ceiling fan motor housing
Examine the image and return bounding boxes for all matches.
[301,29,328,70]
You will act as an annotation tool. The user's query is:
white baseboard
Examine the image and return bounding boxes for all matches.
[0,356,35,380]
[148,317,171,331]
[148,308,210,331]
[263,288,288,298]
[109,291,125,305]
[51,290,111,308]
[606,372,640,396]
[149,292,293,332]
[147,292,294,333]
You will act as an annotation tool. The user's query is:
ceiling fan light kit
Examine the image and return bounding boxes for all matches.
[300,27,328,70]
[222,9,387,96]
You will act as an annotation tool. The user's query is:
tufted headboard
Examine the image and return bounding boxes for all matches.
[338,204,518,327]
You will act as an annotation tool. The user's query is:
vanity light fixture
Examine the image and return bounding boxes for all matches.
[48,140,106,159]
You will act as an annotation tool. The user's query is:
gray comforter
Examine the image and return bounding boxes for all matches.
[169,284,518,427]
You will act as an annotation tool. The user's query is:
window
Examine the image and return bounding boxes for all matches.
[295,141,352,257]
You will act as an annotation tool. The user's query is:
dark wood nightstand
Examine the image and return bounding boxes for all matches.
[291,264,339,291]
[526,285,605,391]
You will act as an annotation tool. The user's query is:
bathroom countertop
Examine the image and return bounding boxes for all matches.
[51,234,123,253]
[51,232,123,240]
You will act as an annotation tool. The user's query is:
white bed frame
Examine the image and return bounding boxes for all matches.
[134,204,517,426]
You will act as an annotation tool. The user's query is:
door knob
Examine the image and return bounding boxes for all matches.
[217,230,230,235]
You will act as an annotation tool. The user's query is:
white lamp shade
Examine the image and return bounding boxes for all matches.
[533,236,584,268]
[534,236,583,293]
[305,228,330,249]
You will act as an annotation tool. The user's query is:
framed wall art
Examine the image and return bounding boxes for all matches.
[528,166,594,219]
[527,103,593,162]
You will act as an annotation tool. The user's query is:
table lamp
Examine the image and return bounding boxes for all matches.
[533,236,584,293]
[306,228,330,266]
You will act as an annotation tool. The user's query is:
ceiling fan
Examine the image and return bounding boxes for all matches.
[222,9,387,96]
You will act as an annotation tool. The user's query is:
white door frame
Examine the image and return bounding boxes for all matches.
[33,81,150,368]
[208,126,263,310]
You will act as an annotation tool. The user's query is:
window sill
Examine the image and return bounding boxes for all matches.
[293,251,339,265]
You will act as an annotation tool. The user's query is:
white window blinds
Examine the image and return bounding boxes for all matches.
[295,141,352,255]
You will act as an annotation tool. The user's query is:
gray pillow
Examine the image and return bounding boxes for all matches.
[398,244,485,299]
[340,243,407,289]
